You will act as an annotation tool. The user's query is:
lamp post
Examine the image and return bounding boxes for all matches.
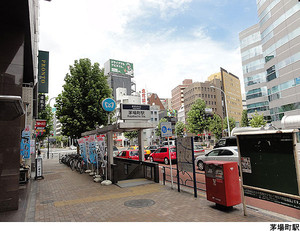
[47,97,56,159]
[210,86,231,136]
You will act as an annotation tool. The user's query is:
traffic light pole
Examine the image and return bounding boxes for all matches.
[47,134,49,159]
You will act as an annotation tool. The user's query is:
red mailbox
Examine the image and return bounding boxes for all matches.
[205,161,241,207]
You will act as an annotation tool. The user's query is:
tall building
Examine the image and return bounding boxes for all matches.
[148,93,165,110]
[183,79,223,122]
[239,0,300,128]
[0,0,40,212]
[207,68,244,124]
[171,79,193,111]
[104,59,136,99]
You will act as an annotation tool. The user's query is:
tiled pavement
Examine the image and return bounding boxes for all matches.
[1,158,298,222]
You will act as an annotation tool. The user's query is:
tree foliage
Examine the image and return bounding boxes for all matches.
[186,99,210,134]
[223,117,236,136]
[208,114,223,140]
[175,121,185,137]
[241,110,249,127]
[124,131,138,141]
[249,111,267,128]
[55,58,112,139]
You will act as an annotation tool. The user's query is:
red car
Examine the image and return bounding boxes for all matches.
[117,150,144,160]
[149,146,176,165]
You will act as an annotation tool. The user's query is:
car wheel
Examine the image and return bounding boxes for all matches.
[164,157,169,165]
[197,161,204,171]
[150,157,154,162]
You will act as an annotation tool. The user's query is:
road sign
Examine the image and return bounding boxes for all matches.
[102,98,116,112]
[161,122,172,137]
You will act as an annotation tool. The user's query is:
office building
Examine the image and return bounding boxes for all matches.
[171,79,193,111]
[183,79,223,122]
[0,0,40,212]
[207,68,244,124]
[104,59,136,99]
[239,0,300,128]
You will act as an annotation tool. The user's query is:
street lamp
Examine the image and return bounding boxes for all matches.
[46,97,56,159]
[210,86,231,136]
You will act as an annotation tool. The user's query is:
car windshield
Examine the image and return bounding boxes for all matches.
[130,151,139,156]
[170,148,176,152]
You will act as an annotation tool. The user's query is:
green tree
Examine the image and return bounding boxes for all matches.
[223,117,236,136]
[249,111,267,128]
[37,94,54,141]
[186,99,209,134]
[124,131,138,141]
[55,58,112,139]
[241,109,249,127]
[156,118,168,137]
[175,121,185,137]
[209,114,223,140]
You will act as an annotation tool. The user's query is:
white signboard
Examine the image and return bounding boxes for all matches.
[36,157,42,177]
[121,104,151,120]
[161,122,172,137]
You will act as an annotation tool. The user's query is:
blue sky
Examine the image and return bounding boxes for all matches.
[39,0,259,103]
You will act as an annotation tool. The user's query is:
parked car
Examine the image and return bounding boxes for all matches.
[117,150,140,160]
[128,145,138,150]
[149,146,176,165]
[214,137,237,148]
[69,145,77,150]
[162,140,176,146]
[144,146,151,159]
[194,144,205,158]
[113,146,119,157]
[148,145,159,153]
[195,146,239,171]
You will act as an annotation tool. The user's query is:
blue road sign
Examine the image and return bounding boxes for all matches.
[102,98,116,112]
[161,122,172,137]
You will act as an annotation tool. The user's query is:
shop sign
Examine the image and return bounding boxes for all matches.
[38,50,49,93]
[121,104,151,120]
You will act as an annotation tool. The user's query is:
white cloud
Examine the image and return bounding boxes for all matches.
[39,0,244,104]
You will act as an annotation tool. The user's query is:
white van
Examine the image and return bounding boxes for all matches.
[162,140,176,146]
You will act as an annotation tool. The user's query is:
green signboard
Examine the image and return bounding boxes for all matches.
[110,59,134,76]
[237,131,300,209]
[38,50,49,93]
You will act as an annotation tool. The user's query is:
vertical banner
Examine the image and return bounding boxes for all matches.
[84,136,90,163]
[38,50,49,93]
[89,135,97,164]
[78,138,87,162]
[20,126,31,159]
[30,139,35,156]
[96,135,106,161]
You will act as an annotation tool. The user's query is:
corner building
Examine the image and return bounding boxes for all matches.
[240,0,300,128]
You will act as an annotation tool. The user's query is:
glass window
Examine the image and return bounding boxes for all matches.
[219,150,233,156]
[207,150,220,156]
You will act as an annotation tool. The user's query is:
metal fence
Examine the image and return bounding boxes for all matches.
[160,165,206,197]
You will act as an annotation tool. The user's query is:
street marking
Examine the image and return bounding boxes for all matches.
[53,184,163,207]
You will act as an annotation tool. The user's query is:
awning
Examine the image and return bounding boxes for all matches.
[0,95,25,121]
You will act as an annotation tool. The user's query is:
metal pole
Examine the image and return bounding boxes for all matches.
[168,137,174,189]
[47,134,49,159]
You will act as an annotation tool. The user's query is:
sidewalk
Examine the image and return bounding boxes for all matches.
[1,157,297,222]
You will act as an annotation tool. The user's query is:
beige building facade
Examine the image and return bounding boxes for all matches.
[208,68,243,124]
[183,79,223,121]
[171,79,193,111]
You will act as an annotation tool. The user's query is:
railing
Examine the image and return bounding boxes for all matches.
[160,165,206,194]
